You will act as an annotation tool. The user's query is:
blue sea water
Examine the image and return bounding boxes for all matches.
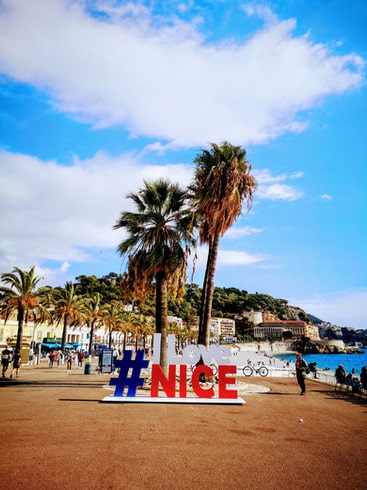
[276,349,367,375]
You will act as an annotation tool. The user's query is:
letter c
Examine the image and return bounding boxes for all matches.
[192,365,214,398]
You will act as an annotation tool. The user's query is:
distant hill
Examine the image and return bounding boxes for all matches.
[306,313,323,325]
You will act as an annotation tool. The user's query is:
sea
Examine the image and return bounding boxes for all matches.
[276,349,367,375]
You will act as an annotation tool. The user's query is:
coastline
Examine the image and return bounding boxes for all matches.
[235,341,366,379]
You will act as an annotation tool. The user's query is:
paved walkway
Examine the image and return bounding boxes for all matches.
[0,361,366,489]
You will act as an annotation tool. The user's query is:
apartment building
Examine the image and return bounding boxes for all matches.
[253,320,320,341]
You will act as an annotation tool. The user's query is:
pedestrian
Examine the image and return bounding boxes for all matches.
[28,347,34,365]
[77,350,85,369]
[309,362,318,379]
[1,344,12,378]
[335,364,347,384]
[10,349,21,378]
[48,349,56,368]
[113,347,119,373]
[360,366,367,391]
[56,350,63,368]
[295,352,308,395]
[66,350,73,372]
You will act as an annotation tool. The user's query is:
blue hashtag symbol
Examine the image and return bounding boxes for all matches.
[109,350,149,397]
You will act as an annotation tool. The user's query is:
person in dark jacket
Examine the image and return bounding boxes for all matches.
[335,364,347,384]
[10,349,21,378]
[1,344,12,378]
[360,366,367,390]
[295,352,308,395]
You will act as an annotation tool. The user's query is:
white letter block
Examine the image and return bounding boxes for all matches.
[182,345,201,365]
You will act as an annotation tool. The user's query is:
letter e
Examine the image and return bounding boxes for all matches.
[218,365,237,399]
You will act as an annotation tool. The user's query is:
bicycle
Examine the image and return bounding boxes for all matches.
[242,364,269,377]
[191,363,218,376]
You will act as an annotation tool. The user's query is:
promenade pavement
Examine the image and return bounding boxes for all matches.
[0,360,366,490]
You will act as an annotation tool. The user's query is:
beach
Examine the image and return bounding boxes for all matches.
[0,358,366,490]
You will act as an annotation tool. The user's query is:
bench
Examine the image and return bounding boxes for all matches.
[335,378,367,397]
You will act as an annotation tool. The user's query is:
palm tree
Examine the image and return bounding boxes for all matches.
[101,300,125,348]
[0,266,51,352]
[120,310,136,353]
[134,314,155,352]
[52,282,86,353]
[191,141,257,347]
[114,179,196,372]
[84,292,105,356]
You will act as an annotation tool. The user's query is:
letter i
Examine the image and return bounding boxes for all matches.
[179,364,187,398]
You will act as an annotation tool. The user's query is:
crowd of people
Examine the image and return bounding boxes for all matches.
[1,343,90,377]
[335,363,367,393]
[294,353,367,396]
[1,343,122,377]
[1,344,21,378]
[46,348,87,371]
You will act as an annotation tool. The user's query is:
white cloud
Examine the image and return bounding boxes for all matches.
[321,193,332,201]
[253,169,304,200]
[219,250,265,266]
[0,150,194,279]
[257,183,303,201]
[194,245,266,272]
[224,226,263,239]
[241,2,279,25]
[0,0,363,147]
[253,169,303,184]
[291,290,367,329]
[0,147,308,285]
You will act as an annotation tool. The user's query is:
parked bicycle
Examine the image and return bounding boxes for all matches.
[242,364,269,377]
[191,363,218,376]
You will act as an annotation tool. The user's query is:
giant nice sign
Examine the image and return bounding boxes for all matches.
[102,334,244,405]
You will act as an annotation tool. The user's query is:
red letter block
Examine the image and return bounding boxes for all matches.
[218,365,237,399]
[150,364,176,397]
[192,365,214,398]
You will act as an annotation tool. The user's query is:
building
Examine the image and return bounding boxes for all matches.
[241,311,263,325]
[253,320,320,341]
[185,316,236,342]
[209,317,236,342]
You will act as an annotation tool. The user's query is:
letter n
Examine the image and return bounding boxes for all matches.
[150,364,176,398]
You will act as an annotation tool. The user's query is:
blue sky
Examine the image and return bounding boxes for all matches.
[0,0,366,328]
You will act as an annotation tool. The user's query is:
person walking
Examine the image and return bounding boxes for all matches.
[1,344,12,378]
[10,349,21,378]
[295,352,308,395]
[56,350,63,368]
[77,350,85,369]
[66,350,73,373]
[48,349,56,368]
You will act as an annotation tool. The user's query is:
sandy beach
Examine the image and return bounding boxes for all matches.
[0,357,366,490]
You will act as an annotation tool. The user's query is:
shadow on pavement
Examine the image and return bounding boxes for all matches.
[0,379,106,388]
[320,389,367,408]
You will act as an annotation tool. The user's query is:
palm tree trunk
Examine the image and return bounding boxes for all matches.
[15,305,25,352]
[198,233,220,348]
[198,252,210,345]
[88,319,96,356]
[61,317,68,353]
[155,272,168,372]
